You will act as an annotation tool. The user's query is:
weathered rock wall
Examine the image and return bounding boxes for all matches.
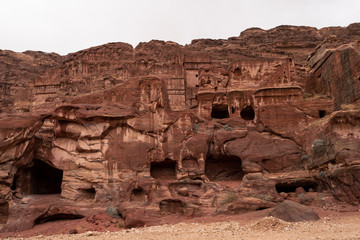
[0,23,360,232]
[0,50,62,113]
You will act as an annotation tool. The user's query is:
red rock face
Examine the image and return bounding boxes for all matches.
[0,23,360,232]
[0,50,62,113]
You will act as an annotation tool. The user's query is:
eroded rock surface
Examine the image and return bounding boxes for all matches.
[269,200,320,222]
[0,23,360,232]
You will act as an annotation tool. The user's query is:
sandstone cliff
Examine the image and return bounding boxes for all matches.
[0,23,360,232]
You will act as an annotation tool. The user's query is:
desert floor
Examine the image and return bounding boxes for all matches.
[1,205,360,240]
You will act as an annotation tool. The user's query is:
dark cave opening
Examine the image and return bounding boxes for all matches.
[78,187,96,200]
[240,106,255,121]
[130,188,146,202]
[256,207,268,211]
[0,202,9,224]
[150,159,177,180]
[34,213,84,225]
[211,104,229,119]
[10,175,17,191]
[205,155,244,181]
[319,110,326,118]
[233,68,242,78]
[30,159,63,194]
[275,181,319,193]
[11,169,31,194]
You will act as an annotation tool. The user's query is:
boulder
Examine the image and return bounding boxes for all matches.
[269,200,320,222]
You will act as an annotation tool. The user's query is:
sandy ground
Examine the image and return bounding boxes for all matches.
[1,207,360,240]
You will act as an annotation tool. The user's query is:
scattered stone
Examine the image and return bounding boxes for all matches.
[20,197,31,204]
[250,216,291,231]
[299,194,315,205]
[295,187,306,195]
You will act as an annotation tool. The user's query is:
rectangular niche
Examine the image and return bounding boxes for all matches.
[150,159,177,180]
[205,155,244,181]
[30,159,63,194]
[77,187,96,200]
[211,104,229,119]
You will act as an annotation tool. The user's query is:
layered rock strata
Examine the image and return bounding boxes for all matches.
[0,23,360,231]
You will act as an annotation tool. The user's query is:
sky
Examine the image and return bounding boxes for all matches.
[0,0,359,55]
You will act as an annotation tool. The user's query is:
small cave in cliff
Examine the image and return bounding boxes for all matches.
[240,106,255,120]
[30,159,63,194]
[159,199,185,215]
[11,159,63,195]
[233,68,242,78]
[11,170,31,194]
[0,202,9,224]
[205,155,244,181]
[150,159,177,180]
[275,181,319,193]
[10,175,17,191]
[78,187,96,200]
[34,213,84,225]
[319,110,326,118]
[211,104,230,119]
[130,188,146,202]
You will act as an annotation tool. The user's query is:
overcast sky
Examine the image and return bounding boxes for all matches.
[0,0,359,55]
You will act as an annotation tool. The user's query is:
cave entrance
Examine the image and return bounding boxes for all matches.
[150,159,177,180]
[30,159,63,194]
[319,110,326,118]
[10,175,17,191]
[275,181,318,193]
[211,104,229,119]
[130,188,146,202]
[205,155,244,181]
[240,106,255,120]
[77,187,96,200]
[34,213,84,225]
[233,68,242,78]
[0,202,9,224]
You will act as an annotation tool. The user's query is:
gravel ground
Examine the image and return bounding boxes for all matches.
[3,214,360,240]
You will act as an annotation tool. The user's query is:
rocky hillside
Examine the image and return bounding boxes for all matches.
[0,23,360,233]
